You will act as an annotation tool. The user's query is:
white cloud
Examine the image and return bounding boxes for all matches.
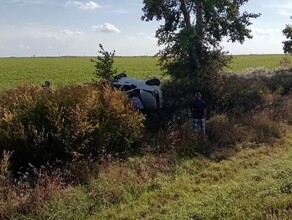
[0,24,160,57]
[92,23,120,33]
[0,25,84,42]
[251,27,281,36]
[79,1,99,10]
[60,29,84,36]
[65,0,100,10]
[222,24,285,55]
[0,24,90,57]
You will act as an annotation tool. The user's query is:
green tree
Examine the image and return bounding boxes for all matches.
[141,0,260,78]
[91,44,117,80]
[283,24,292,54]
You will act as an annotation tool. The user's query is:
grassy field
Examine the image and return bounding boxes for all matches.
[0,54,291,90]
[0,56,161,90]
[227,54,292,72]
[93,134,292,219]
[17,129,292,219]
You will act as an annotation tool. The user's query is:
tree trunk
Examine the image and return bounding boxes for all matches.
[195,1,203,65]
[179,0,192,27]
[179,0,200,73]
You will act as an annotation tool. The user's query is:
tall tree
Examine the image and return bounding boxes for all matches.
[142,0,260,78]
[283,24,292,54]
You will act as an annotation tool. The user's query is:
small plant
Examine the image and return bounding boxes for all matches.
[0,151,12,180]
[91,44,117,80]
[0,151,15,219]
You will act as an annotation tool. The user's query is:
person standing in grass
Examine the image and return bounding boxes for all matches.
[42,80,54,93]
[192,92,207,141]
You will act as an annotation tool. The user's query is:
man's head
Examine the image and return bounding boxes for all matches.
[195,92,201,99]
[44,81,51,87]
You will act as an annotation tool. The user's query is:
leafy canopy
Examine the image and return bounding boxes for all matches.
[283,24,292,54]
[142,0,260,78]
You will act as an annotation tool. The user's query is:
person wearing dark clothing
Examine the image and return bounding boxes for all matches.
[42,80,54,93]
[192,92,207,140]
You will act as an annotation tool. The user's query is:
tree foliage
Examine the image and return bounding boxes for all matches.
[283,25,292,54]
[91,44,117,80]
[141,0,260,78]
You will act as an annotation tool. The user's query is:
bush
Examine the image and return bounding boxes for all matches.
[207,115,250,147]
[162,68,222,117]
[279,55,292,68]
[207,113,282,148]
[0,84,144,169]
[217,74,272,114]
[248,114,282,143]
[269,94,292,124]
[268,68,292,94]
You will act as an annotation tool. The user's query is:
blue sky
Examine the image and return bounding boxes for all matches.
[0,0,291,57]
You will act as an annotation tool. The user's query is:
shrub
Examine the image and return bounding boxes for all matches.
[162,68,223,118]
[279,55,292,68]
[207,115,250,147]
[270,94,292,124]
[217,74,272,114]
[207,112,282,148]
[268,68,292,94]
[0,84,144,169]
[236,67,292,95]
[247,113,282,143]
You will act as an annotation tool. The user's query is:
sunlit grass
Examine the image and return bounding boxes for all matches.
[15,129,292,219]
[90,132,292,219]
[0,57,161,90]
[0,54,291,90]
[227,54,292,73]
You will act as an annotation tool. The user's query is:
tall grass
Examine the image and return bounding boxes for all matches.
[10,129,292,219]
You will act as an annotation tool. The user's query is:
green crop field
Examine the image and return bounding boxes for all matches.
[227,54,292,72]
[0,54,291,90]
[0,56,162,90]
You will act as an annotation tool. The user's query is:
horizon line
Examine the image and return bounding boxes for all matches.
[0,53,287,58]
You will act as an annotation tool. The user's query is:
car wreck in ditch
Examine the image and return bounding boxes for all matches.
[112,73,163,112]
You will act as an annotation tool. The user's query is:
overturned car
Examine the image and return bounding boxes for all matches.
[112,73,163,112]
